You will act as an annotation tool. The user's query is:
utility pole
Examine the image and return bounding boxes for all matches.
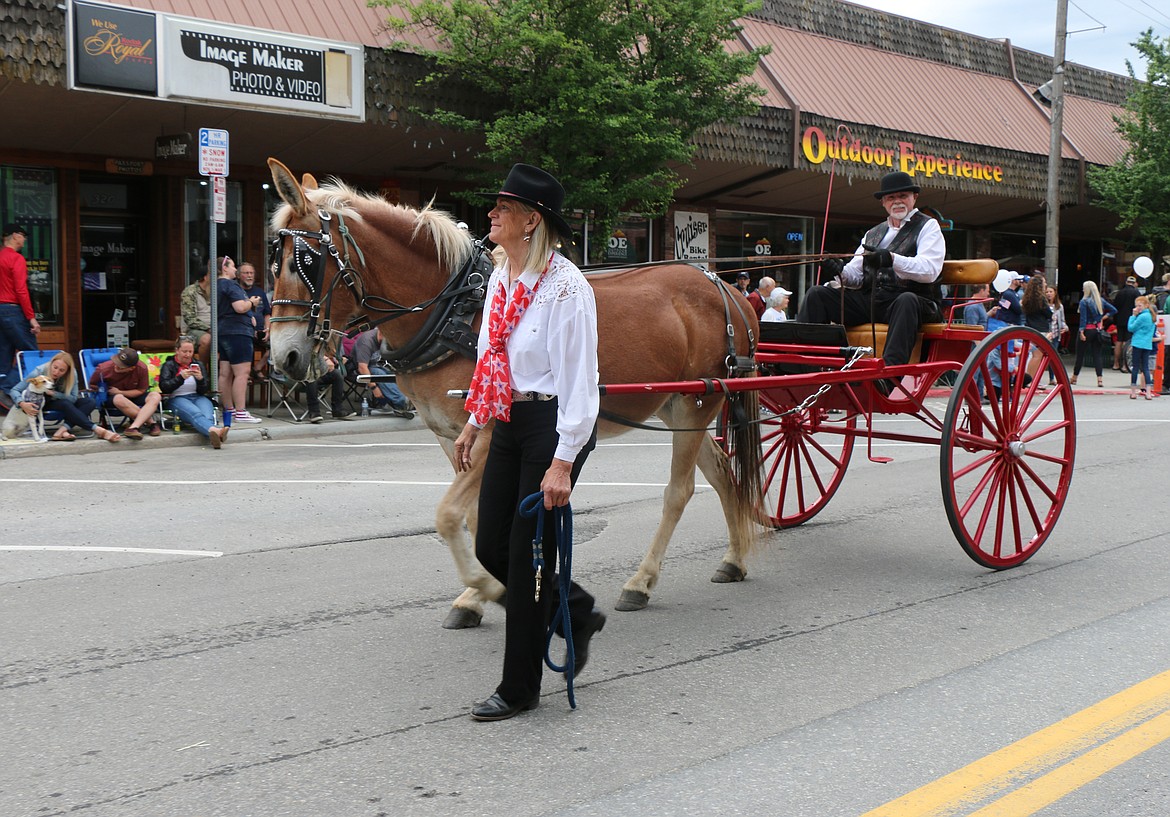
[1045,0,1068,289]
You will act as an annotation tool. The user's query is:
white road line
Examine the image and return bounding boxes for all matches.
[0,546,223,557]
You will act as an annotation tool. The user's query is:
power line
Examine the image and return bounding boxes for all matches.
[1138,0,1170,27]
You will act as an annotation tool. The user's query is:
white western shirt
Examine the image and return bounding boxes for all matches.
[840,208,945,287]
[470,252,600,463]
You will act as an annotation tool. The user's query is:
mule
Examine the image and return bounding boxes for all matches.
[266,158,763,628]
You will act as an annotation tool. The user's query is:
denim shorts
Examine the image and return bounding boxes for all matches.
[218,334,254,365]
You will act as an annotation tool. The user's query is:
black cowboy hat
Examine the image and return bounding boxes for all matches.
[480,164,574,241]
[873,171,921,199]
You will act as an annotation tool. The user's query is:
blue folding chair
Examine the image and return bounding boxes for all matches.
[13,349,67,428]
[16,349,64,380]
[79,347,125,429]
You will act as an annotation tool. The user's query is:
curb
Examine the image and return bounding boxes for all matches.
[0,413,425,460]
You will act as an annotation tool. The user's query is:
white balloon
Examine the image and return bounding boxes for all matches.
[993,268,1015,293]
[1134,256,1154,278]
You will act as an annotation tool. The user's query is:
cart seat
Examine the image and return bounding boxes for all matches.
[842,259,996,360]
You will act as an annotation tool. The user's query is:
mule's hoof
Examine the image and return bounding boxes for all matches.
[711,562,746,583]
[442,607,483,629]
[614,589,650,611]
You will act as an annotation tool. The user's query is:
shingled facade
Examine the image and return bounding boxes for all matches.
[0,0,1140,353]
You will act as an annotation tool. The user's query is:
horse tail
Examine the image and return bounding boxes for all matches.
[727,384,764,548]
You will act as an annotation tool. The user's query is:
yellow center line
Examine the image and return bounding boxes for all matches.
[967,709,1170,816]
[862,668,1170,817]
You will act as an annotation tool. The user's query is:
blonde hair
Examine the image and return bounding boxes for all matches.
[1082,281,1104,315]
[48,351,77,394]
[507,201,559,275]
[1136,295,1157,323]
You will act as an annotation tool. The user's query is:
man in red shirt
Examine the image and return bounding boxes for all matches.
[87,348,163,439]
[0,223,40,393]
[746,276,776,320]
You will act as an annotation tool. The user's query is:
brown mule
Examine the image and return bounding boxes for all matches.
[266,158,764,626]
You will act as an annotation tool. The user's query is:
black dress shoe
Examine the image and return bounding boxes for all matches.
[569,608,606,677]
[470,692,539,722]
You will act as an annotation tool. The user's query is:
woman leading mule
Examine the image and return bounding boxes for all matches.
[265,158,761,633]
[455,165,605,721]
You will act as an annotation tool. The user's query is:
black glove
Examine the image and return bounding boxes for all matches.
[820,258,843,280]
[863,244,893,269]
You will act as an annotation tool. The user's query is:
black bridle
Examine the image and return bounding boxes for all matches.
[269,209,365,357]
[270,207,491,374]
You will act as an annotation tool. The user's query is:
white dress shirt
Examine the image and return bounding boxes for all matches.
[471,252,600,463]
[840,208,945,287]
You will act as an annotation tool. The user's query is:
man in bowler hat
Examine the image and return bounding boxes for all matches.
[797,171,945,392]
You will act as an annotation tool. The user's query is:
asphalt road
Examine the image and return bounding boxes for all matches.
[1,392,1167,817]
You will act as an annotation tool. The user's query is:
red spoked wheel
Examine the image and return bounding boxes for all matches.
[940,327,1076,568]
[758,387,855,528]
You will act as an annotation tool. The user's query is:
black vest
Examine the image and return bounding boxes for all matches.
[861,211,940,303]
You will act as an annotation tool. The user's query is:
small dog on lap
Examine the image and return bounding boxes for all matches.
[1,375,54,442]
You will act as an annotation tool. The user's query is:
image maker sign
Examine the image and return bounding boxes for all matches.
[162,17,363,120]
[180,31,326,105]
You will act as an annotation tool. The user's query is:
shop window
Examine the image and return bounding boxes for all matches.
[1,166,60,325]
[714,211,813,293]
[185,178,242,285]
[592,215,650,264]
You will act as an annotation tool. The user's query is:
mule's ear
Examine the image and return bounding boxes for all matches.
[268,158,309,217]
[302,173,319,191]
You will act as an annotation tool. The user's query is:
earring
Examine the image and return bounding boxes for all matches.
[523,231,531,243]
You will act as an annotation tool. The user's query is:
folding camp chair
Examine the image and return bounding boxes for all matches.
[16,349,64,380]
[137,351,179,430]
[14,349,67,429]
[78,347,126,429]
[267,368,308,421]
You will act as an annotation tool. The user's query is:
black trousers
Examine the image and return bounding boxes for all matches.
[797,285,937,366]
[475,399,597,703]
[305,367,345,415]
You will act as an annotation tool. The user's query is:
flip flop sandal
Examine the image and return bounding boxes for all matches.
[51,431,76,441]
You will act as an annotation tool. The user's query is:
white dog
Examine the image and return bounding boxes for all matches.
[2,375,54,442]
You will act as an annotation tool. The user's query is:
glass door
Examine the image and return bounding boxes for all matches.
[80,218,146,350]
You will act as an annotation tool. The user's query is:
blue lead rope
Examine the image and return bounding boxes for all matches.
[518,491,577,709]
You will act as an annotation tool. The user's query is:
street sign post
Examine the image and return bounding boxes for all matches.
[212,176,227,224]
[199,127,229,416]
[197,128,229,177]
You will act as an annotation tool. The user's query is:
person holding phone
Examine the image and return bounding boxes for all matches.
[158,334,226,448]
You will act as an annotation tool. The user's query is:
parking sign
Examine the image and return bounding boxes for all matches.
[198,128,229,176]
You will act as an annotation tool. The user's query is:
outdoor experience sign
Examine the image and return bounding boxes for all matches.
[800,125,1005,186]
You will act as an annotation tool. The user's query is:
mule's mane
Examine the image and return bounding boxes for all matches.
[271,178,475,274]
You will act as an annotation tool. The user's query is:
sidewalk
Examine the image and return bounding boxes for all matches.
[1,354,1156,460]
[1058,352,1165,396]
[0,411,426,460]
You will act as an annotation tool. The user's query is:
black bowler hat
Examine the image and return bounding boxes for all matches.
[3,223,28,237]
[480,164,573,240]
[873,171,921,199]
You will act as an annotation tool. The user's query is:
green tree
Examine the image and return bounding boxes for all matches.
[375,0,768,260]
[1087,29,1170,260]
